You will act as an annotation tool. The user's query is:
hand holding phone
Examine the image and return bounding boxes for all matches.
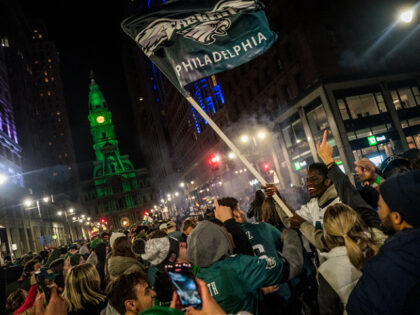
[166,264,202,309]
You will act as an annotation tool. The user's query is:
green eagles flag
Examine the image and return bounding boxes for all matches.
[121,0,277,93]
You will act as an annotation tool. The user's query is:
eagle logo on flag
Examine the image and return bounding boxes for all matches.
[135,0,257,56]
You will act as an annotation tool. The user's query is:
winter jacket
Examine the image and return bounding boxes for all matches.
[280,165,384,252]
[107,255,145,281]
[296,185,341,227]
[195,230,303,315]
[347,228,420,315]
[317,246,362,315]
[327,165,381,228]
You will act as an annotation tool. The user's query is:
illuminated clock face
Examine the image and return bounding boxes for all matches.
[96,116,105,124]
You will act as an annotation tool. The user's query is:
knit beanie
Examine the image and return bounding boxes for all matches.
[141,237,179,271]
[380,171,420,228]
[109,232,126,248]
[187,220,233,268]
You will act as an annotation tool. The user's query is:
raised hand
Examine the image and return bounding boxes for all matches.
[316,130,334,166]
[213,196,233,223]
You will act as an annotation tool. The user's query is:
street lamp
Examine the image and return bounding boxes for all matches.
[400,9,414,23]
[240,135,249,143]
[42,196,49,203]
[57,211,63,216]
[24,199,33,207]
[257,131,266,140]
[228,152,236,159]
[180,182,185,187]
[68,208,74,214]
[0,173,7,185]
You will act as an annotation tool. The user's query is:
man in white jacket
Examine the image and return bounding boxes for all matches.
[265,163,341,252]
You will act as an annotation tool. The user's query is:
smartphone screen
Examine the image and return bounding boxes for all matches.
[166,264,202,309]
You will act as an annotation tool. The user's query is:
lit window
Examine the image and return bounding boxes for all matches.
[48,59,52,63]
[60,132,64,136]
[51,77,54,81]
[38,34,43,39]
[40,93,44,97]
[48,141,52,146]
[47,91,51,96]
[64,153,68,157]
[58,118,61,122]
[34,29,38,33]
[44,78,48,83]
[44,71,48,76]
[57,112,60,115]
[34,60,39,64]
[1,37,9,47]
[32,36,35,40]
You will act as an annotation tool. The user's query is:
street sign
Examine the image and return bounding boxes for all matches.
[367,136,377,146]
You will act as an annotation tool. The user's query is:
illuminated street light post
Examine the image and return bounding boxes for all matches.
[23,195,53,250]
[400,9,414,23]
[57,209,75,243]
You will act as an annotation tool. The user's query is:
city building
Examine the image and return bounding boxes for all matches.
[0,1,79,259]
[122,0,180,205]
[81,76,155,232]
[23,20,80,200]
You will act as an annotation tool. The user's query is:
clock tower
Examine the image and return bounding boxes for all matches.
[87,74,135,194]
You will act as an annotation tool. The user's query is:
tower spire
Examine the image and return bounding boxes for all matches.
[90,69,95,84]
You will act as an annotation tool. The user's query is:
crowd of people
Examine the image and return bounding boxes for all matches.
[3,132,420,315]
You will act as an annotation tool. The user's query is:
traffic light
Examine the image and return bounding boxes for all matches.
[261,163,270,175]
[208,154,220,171]
[100,218,106,224]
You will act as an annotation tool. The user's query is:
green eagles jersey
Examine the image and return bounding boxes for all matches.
[240,222,293,300]
[240,222,283,258]
[196,254,285,315]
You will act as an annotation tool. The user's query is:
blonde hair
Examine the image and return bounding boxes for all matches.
[261,197,282,227]
[323,203,380,270]
[63,263,106,311]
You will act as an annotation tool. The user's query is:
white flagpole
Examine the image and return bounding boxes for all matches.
[185,95,293,218]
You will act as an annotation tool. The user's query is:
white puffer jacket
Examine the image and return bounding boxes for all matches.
[318,246,362,312]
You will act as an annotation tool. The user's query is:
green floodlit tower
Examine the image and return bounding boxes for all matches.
[88,74,136,198]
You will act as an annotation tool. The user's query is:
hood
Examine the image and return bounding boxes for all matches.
[318,184,338,208]
[108,255,140,275]
[187,221,233,268]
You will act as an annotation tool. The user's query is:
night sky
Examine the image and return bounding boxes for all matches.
[22,0,145,179]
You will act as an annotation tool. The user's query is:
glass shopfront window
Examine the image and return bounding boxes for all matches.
[391,86,420,110]
[338,92,386,120]
[307,105,329,143]
[282,119,305,148]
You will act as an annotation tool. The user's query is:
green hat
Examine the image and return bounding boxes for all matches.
[90,238,103,249]
[140,306,184,315]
